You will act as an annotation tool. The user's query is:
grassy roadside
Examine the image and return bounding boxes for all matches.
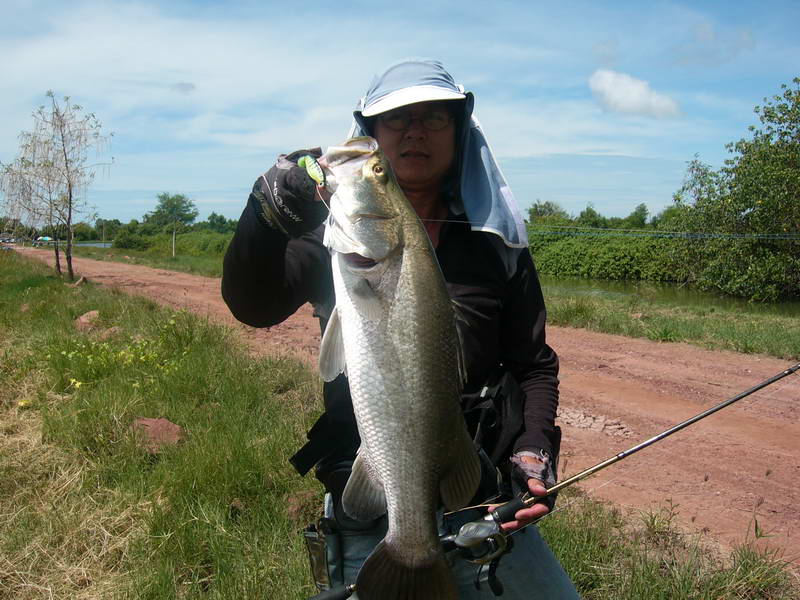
[1,252,322,599]
[70,245,224,278]
[543,285,800,360]
[2,252,797,599]
[68,243,799,360]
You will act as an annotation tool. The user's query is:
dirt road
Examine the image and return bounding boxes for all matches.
[17,247,800,566]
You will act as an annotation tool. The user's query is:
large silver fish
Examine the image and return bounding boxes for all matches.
[319,137,481,600]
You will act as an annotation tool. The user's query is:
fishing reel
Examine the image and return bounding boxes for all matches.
[441,519,510,565]
[440,524,513,596]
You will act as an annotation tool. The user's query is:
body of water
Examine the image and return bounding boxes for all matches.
[74,242,112,248]
[540,275,800,318]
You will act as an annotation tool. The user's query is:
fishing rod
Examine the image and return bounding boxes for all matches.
[309,363,799,599]
[453,362,800,555]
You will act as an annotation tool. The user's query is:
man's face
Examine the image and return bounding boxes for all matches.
[373,101,457,193]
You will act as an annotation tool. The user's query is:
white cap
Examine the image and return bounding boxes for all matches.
[360,84,466,117]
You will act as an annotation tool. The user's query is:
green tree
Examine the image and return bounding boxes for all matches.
[95,218,122,240]
[144,193,199,228]
[622,203,649,229]
[575,204,607,229]
[72,222,96,241]
[722,77,800,234]
[666,78,800,300]
[527,200,571,223]
[205,211,233,233]
[651,204,691,230]
[144,193,198,257]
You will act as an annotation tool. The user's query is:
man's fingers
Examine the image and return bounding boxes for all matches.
[527,478,547,496]
[499,503,549,532]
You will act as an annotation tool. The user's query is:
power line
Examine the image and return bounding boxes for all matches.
[528,225,800,241]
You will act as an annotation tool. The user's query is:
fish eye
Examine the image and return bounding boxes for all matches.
[373,164,384,175]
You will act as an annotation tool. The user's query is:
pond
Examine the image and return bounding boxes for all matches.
[74,242,112,248]
[540,275,800,318]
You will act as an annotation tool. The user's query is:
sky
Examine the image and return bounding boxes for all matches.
[1,0,798,225]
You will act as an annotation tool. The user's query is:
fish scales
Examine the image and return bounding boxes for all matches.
[319,137,481,600]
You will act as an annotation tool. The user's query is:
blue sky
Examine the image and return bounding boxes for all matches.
[1,0,798,224]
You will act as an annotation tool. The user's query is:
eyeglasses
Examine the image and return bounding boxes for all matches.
[378,109,453,131]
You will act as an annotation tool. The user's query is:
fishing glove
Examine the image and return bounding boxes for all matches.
[510,449,558,512]
[250,148,328,237]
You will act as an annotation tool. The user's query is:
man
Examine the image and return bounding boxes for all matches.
[222,58,579,598]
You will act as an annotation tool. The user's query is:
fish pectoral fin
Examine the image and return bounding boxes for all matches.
[439,433,482,511]
[356,540,457,600]
[341,452,387,521]
[348,277,384,322]
[319,306,346,382]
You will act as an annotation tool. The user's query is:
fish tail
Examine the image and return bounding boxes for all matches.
[355,540,457,600]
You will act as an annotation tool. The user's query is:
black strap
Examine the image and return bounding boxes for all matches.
[290,415,332,476]
[462,370,524,467]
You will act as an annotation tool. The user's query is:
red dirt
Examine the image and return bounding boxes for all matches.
[16,247,800,567]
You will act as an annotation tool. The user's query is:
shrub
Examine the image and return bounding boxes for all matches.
[113,230,152,250]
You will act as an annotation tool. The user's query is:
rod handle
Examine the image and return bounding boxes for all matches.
[491,496,527,524]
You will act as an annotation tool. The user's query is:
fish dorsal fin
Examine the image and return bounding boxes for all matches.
[342,450,387,521]
[348,277,383,322]
[319,306,346,382]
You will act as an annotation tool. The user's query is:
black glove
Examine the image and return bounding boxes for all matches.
[510,449,558,512]
[250,148,328,237]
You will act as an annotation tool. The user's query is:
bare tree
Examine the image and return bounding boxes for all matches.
[0,91,111,279]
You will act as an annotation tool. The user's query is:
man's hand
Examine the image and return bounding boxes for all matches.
[489,450,555,532]
[251,148,329,236]
[497,478,550,533]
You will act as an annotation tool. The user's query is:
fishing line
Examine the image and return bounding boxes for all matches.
[509,434,684,538]
[517,366,800,537]
[315,185,330,211]
[509,363,800,537]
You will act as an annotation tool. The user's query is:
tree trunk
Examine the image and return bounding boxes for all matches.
[66,226,74,281]
[172,226,176,258]
[53,241,62,276]
[64,177,75,281]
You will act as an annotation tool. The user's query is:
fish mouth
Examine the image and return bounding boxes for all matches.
[342,253,378,269]
[323,137,379,168]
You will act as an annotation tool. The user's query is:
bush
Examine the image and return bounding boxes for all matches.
[528,228,800,302]
[696,242,800,302]
[530,232,675,283]
[113,230,152,250]
[143,231,231,257]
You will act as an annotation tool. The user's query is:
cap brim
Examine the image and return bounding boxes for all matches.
[360,85,466,117]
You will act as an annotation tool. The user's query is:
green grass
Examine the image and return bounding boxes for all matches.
[543,286,800,360]
[540,493,798,599]
[1,251,322,599]
[71,244,224,278]
[2,252,797,599]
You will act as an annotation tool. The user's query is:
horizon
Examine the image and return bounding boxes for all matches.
[1,0,798,224]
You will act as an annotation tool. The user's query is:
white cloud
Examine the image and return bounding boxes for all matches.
[588,70,680,118]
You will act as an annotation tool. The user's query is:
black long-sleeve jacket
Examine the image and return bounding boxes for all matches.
[222,195,560,480]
